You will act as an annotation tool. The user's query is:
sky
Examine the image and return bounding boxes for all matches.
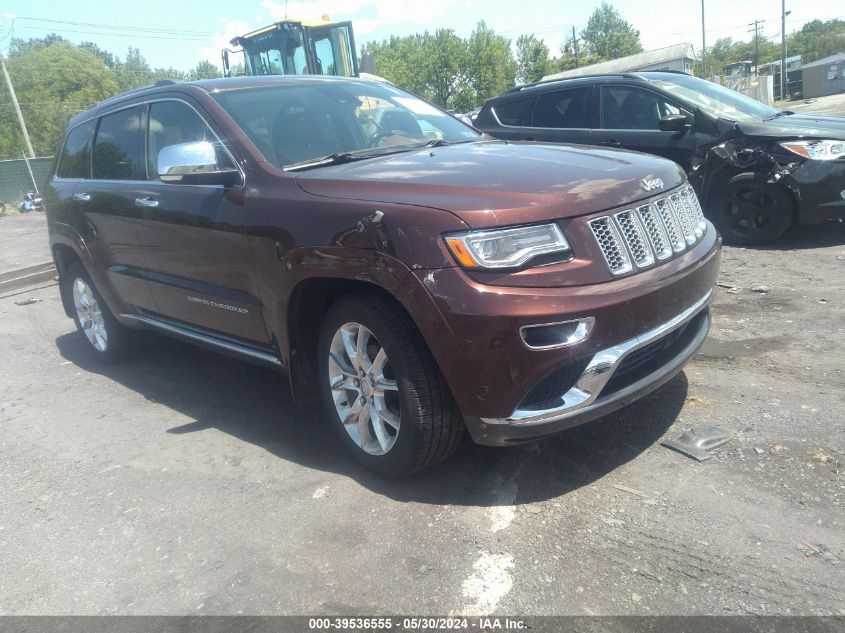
[1,0,843,72]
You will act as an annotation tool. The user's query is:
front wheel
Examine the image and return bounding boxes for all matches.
[317,293,464,477]
[708,173,794,245]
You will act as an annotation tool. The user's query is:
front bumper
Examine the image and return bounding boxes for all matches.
[465,291,711,445]
[787,159,845,225]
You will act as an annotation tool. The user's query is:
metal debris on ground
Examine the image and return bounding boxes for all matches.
[14,297,40,306]
[661,425,733,462]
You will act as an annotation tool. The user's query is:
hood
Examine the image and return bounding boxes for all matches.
[738,112,845,139]
[295,140,686,228]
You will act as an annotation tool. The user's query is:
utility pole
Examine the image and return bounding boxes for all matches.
[781,0,788,100]
[748,19,763,76]
[700,0,706,79]
[0,47,35,158]
[571,26,579,68]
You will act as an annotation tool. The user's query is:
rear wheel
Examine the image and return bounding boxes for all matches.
[709,172,794,245]
[318,293,464,477]
[64,262,133,363]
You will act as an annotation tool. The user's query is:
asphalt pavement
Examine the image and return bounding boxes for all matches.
[0,215,843,616]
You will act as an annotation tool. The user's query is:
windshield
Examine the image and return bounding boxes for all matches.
[641,72,777,122]
[210,80,481,169]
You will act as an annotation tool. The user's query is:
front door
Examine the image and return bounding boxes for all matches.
[131,99,270,344]
[590,85,699,170]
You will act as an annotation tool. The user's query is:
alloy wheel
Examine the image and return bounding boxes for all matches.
[328,322,400,455]
[73,277,108,352]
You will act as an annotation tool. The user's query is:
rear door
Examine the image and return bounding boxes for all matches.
[590,85,698,169]
[82,104,158,313]
[132,98,270,344]
[483,86,595,145]
[521,85,594,145]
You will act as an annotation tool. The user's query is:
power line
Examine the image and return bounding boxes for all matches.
[14,16,215,36]
[14,25,210,42]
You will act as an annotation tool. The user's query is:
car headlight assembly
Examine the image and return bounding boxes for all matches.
[780,140,845,160]
[444,223,571,270]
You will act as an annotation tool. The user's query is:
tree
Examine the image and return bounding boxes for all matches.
[0,41,119,159]
[516,34,551,85]
[362,24,515,111]
[465,21,516,106]
[788,19,845,65]
[580,2,643,61]
[79,41,117,69]
[190,60,223,81]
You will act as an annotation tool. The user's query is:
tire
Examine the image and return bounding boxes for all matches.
[317,293,464,477]
[63,262,133,363]
[708,172,794,245]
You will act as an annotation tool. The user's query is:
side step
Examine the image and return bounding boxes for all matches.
[120,313,283,368]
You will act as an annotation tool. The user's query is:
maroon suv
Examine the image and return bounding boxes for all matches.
[45,76,721,476]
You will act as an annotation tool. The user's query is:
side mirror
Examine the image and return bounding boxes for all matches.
[157,141,241,187]
[659,114,691,133]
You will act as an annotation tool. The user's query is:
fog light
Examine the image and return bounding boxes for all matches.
[519,317,595,350]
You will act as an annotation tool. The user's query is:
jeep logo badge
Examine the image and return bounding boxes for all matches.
[642,177,664,192]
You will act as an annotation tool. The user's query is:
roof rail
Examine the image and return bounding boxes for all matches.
[506,72,647,93]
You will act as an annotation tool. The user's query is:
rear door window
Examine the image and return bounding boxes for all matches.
[56,120,95,179]
[532,87,592,128]
[92,106,146,180]
[493,97,535,126]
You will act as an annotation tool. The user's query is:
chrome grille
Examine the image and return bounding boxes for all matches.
[655,197,686,252]
[614,210,654,268]
[636,203,672,260]
[670,192,697,245]
[588,216,632,275]
[589,185,707,276]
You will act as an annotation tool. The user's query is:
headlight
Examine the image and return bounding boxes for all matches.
[780,140,845,160]
[444,223,571,269]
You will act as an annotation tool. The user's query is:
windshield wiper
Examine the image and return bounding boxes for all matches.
[284,153,358,172]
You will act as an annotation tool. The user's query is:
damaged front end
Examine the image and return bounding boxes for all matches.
[690,124,845,244]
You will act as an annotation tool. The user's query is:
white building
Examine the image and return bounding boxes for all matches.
[543,43,696,81]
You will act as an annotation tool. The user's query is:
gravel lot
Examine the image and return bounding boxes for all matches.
[0,214,843,616]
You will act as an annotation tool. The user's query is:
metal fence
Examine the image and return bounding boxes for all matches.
[712,75,774,106]
[0,157,54,203]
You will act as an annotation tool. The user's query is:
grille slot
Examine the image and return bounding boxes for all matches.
[588,217,632,275]
[613,210,655,268]
[670,192,697,245]
[655,197,686,252]
[590,186,706,275]
[636,203,673,260]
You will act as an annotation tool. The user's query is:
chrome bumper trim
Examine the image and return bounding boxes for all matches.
[481,287,715,426]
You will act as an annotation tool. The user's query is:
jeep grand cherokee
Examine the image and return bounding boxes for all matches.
[45,76,721,476]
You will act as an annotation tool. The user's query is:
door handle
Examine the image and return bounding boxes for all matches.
[600,139,622,147]
[73,192,91,202]
[523,136,535,141]
[134,196,159,208]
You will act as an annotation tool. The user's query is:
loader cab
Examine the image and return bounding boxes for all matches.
[224,20,358,78]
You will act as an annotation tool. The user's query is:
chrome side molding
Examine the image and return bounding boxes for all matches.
[120,313,282,367]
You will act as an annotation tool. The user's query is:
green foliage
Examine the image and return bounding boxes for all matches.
[189,61,223,81]
[515,34,551,85]
[694,19,844,78]
[0,36,225,160]
[0,41,119,158]
[788,19,845,65]
[580,2,643,61]
[363,22,516,111]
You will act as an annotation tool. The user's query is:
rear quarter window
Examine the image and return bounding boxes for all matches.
[492,97,535,126]
[56,121,95,179]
